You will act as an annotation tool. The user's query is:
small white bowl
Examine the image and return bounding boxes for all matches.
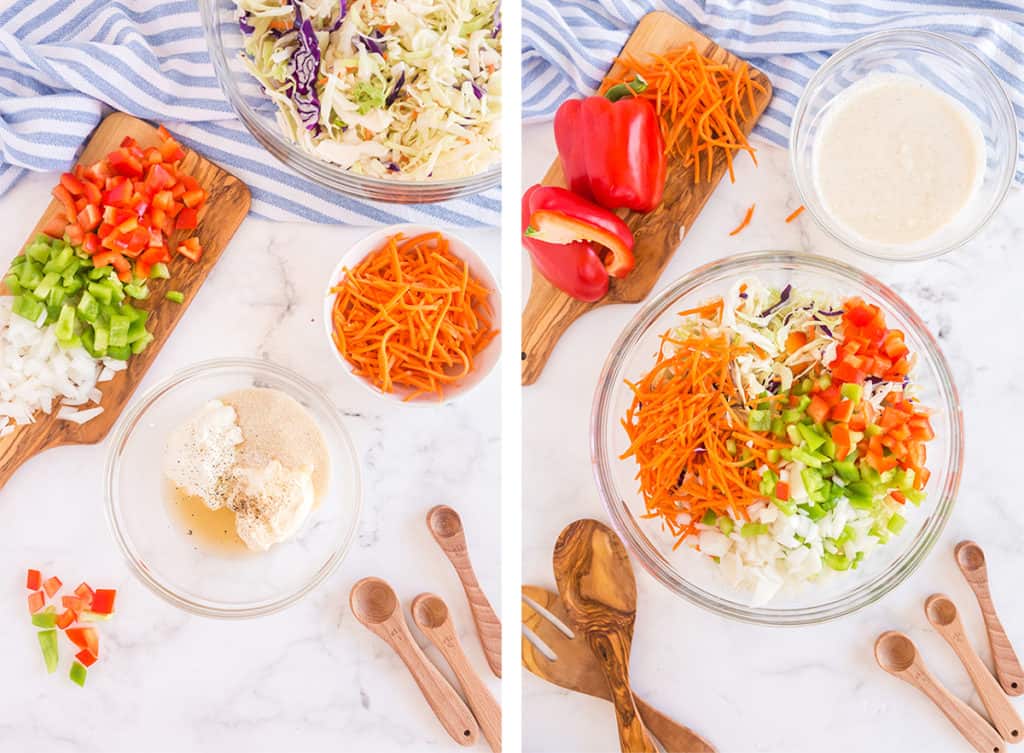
[323,224,501,405]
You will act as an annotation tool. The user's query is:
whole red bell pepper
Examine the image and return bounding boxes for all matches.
[554,78,666,213]
[521,184,635,303]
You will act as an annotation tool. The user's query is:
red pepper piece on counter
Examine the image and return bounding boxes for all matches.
[91,589,116,616]
[76,649,98,668]
[42,576,62,599]
[554,77,667,213]
[28,591,45,614]
[66,627,99,658]
[521,185,635,303]
[26,569,41,591]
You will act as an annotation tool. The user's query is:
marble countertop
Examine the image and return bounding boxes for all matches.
[522,122,1024,753]
[0,172,500,752]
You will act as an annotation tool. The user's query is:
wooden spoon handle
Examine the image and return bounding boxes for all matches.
[590,629,656,753]
[439,636,503,753]
[634,694,717,753]
[389,626,480,746]
[971,583,1024,697]
[909,663,1005,753]
[439,539,502,678]
[953,634,1024,743]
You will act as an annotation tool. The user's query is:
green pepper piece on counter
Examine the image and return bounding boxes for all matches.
[69,661,87,688]
[32,606,57,629]
[38,629,58,673]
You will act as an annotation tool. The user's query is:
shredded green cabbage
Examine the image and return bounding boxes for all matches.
[235,0,501,180]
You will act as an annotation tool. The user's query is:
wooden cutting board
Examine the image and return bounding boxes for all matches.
[521,11,772,385]
[0,112,250,489]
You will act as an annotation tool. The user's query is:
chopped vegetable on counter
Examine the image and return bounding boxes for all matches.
[785,206,806,223]
[28,591,45,614]
[69,661,87,688]
[521,185,635,302]
[729,204,756,236]
[26,569,41,590]
[329,232,498,400]
[554,76,666,212]
[38,629,59,674]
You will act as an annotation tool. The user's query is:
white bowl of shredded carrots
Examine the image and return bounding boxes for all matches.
[323,225,501,404]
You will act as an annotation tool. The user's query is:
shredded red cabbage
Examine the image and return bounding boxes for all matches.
[239,12,255,34]
[759,284,791,317]
[385,70,405,107]
[356,33,385,55]
[471,81,485,99]
[329,0,347,31]
[291,13,322,134]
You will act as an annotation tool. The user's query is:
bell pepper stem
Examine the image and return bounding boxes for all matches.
[604,75,648,102]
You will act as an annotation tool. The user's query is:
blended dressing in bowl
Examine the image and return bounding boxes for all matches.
[164,387,330,554]
[813,73,985,252]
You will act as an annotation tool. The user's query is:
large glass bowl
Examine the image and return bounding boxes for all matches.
[791,30,1017,261]
[591,253,963,626]
[105,358,362,618]
[198,0,500,203]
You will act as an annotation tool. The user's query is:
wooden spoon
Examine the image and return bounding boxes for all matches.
[926,594,1023,743]
[427,504,502,677]
[522,585,716,752]
[553,519,656,753]
[412,593,502,752]
[875,631,1004,753]
[349,577,479,747]
[956,541,1024,696]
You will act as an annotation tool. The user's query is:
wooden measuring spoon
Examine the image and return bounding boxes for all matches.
[412,593,502,752]
[957,541,1024,696]
[553,519,656,753]
[522,585,717,752]
[349,578,479,747]
[427,505,501,678]
[926,594,1023,743]
[875,631,1004,753]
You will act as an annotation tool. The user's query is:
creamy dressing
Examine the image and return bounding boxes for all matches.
[813,73,985,251]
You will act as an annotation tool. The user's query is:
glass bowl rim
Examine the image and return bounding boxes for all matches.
[197,0,501,202]
[590,251,964,626]
[789,28,1018,263]
[104,357,363,619]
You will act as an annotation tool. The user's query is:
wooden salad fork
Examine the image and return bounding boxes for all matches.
[522,584,717,752]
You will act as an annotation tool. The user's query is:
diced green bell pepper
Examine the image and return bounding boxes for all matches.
[38,629,59,673]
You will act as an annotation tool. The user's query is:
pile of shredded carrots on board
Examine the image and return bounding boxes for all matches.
[601,44,767,184]
[620,299,788,547]
[330,232,498,401]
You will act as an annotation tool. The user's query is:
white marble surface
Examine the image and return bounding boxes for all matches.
[522,122,1024,753]
[0,172,500,752]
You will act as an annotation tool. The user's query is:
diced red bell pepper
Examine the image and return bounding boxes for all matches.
[77,203,102,232]
[830,400,855,423]
[60,172,85,196]
[159,138,186,163]
[82,180,103,206]
[176,236,203,263]
[56,609,77,630]
[108,148,144,178]
[152,190,175,213]
[62,595,85,612]
[807,395,830,425]
[41,214,67,238]
[102,179,133,207]
[28,591,45,614]
[65,223,85,247]
[91,589,117,615]
[76,649,98,668]
[775,481,790,501]
[181,189,206,209]
[52,184,78,221]
[74,582,95,606]
[175,207,198,230]
[140,246,170,265]
[42,576,62,598]
[83,160,113,184]
[26,569,42,591]
[66,627,99,657]
[144,163,176,193]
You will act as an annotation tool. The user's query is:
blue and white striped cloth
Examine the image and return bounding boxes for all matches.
[0,0,500,226]
[524,0,1024,182]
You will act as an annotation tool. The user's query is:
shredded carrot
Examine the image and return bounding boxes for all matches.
[601,43,765,184]
[620,301,786,546]
[728,204,755,236]
[785,205,805,223]
[329,232,498,401]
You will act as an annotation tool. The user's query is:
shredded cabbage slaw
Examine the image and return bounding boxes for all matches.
[235,0,501,180]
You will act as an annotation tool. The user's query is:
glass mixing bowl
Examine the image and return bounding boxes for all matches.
[791,30,1017,261]
[198,0,500,203]
[591,253,963,625]
[106,358,361,618]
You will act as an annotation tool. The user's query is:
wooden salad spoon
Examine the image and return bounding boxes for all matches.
[427,504,502,677]
[956,541,1024,696]
[875,631,1004,753]
[553,519,656,753]
[522,584,717,752]
[412,593,502,753]
[925,594,1023,743]
[349,577,479,747]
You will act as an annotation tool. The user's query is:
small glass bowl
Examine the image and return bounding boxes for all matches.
[198,0,500,203]
[591,252,964,626]
[105,358,361,618]
[791,30,1017,261]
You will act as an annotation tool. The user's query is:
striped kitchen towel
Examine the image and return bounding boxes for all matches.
[524,0,1024,183]
[0,0,500,227]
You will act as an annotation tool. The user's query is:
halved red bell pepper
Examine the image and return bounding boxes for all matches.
[554,78,666,213]
[521,184,635,302]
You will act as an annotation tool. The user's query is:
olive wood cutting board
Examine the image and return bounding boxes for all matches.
[521,11,772,385]
[0,112,250,489]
